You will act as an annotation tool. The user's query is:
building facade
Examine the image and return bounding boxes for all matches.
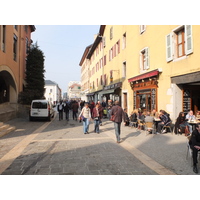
[44,80,61,105]
[67,81,81,100]
[80,25,200,122]
[0,25,35,105]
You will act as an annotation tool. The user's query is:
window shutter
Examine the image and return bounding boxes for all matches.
[145,47,149,69]
[166,33,173,62]
[185,25,193,55]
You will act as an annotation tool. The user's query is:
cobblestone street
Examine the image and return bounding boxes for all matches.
[0,113,198,175]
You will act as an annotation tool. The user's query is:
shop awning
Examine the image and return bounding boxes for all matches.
[128,69,160,83]
[86,92,95,96]
[171,71,200,84]
[100,89,115,95]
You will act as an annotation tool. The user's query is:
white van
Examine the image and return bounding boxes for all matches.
[29,100,55,121]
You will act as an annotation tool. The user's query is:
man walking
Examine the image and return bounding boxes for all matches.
[110,101,125,143]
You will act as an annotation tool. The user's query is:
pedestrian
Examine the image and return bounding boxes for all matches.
[92,103,100,134]
[97,101,103,125]
[110,101,125,143]
[57,100,64,121]
[124,108,130,126]
[107,99,113,120]
[189,124,200,173]
[78,102,91,134]
[71,100,79,121]
[64,101,70,121]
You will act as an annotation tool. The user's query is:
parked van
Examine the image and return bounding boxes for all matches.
[29,100,55,121]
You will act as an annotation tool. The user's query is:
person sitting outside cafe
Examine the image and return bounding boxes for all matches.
[174,112,190,135]
[130,109,138,128]
[144,111,154,134]
[186,110,196,133]
[189,123,200,174]
[156,110,171,134]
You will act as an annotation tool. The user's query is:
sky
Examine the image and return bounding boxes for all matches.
[31,25,100,94]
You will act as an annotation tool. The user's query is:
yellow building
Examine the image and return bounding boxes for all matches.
[80,25,200,122]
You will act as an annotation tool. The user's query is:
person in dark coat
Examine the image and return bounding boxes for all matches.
[110,101,125,143]
[174,112,189,135]
[124,108,130,126]
[71,101,79,121]
[57,100,64,121]
[189,124,200,173]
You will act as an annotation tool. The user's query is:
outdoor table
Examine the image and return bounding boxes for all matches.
[188,121,199,131]
[153,118,161,130]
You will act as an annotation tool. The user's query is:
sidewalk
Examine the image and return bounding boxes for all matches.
[102,119,197,175]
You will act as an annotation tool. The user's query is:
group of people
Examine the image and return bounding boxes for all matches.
[57,99,200,174]
[125,108,172,134]
[78,100,125,143]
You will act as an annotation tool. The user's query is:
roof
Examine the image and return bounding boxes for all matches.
[79,44,92,66]
[45,80,57,85]
[86,25,106,59]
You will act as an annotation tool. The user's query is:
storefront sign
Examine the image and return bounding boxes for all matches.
[104,82,122,90]
[183,90,191,113]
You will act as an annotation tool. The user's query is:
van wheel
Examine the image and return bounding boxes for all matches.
[29,116,33,121]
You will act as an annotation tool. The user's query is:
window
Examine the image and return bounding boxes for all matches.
[2,25,6,52]
[117,40,120,54]
[14,25,18,31]
[96,78,98,87]
[110,26,113,40]
[13,34,18,61]
[166,25,193,62]
[122,61,126,78]
[122,33,126,49]
[24,25,28,33]
[140,25,146,34]
[140,47,149,71]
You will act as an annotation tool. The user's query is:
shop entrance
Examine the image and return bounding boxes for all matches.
[136,90,151,112]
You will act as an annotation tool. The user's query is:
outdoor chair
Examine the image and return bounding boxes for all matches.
[144,122,155,135]
[161,123,173,134]
[186,141,200,166]
[129,120,137,129]
[137,119,145,130]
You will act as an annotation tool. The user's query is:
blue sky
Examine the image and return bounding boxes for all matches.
[31,25,100,93]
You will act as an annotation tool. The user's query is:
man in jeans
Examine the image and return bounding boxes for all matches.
[110,101,125,143]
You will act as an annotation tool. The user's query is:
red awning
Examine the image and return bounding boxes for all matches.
[128,69,159,83]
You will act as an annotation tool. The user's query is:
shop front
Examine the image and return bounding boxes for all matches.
[100,82,122,105]
[128,69,161,112]
[171,71,200,114]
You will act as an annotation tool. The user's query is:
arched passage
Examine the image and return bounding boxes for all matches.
[0,69,17,104]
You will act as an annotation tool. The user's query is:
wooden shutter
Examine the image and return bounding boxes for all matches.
[145,47,149,69]
[185,25,193,55]
[166,33,173,62]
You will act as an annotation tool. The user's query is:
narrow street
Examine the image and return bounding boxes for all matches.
[0,112,197,175]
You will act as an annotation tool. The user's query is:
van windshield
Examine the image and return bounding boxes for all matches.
[32,102,47,109]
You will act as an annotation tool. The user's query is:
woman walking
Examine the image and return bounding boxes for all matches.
[78,102,91,134]
[92,103,100,134]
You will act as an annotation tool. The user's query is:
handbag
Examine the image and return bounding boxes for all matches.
[110,107,118,122]
[94,117,99,120]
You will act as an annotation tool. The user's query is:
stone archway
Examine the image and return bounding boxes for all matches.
[0,68,17,104]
